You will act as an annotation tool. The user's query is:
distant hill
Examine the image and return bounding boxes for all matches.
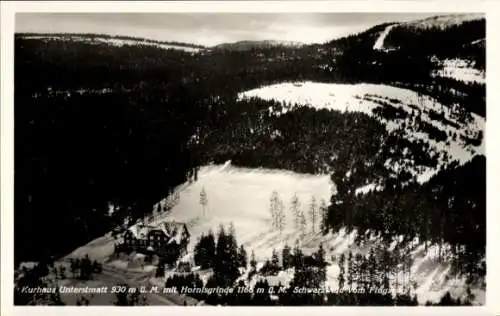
[16,33,206,52]
[374,14,485,59]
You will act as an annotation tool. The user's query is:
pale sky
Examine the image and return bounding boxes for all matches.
[16,13,440,46]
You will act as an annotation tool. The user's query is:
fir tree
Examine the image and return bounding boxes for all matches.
[250,250,257,270]
[293,241,304,269]
[237,244,248,268]
[205,229,216,268]
[347,252,354,287]
[276,197,286,234]
[299,209,307,235]
[338,253,346,289]
[315,243,327,283]
[367,248,377,289]
[309,196,318,233]
[214,223,240,285]
[290,193,301,229]
[269,191,280,229]
[200,187,208,217]
[194,234,205,267]
[282,244,293,269]
[271,248,280,270]
[319,198,328,234]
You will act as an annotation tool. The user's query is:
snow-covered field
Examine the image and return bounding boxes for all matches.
[20,34,202,53]
[68,162,484,305]
[238,81,485,183]
[432,58,485,84]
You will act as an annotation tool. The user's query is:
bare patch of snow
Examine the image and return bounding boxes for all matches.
[432,58,485,84]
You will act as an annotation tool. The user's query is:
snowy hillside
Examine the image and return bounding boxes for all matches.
[238,81,484,183]
[371,14,485,83]
[374,13,484,51]
[69,161,484,305]
[18,34,203,53]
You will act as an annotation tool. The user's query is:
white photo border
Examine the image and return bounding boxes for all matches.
[1,1,498,316]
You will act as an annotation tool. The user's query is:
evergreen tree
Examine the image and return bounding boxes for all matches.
[206,229,216,268]
[250,250,257,270]
[194,234,205,267]
[347,252,354,287]
[214,223,240,285]
[269,191,280,229]
[200,187,208,217]
[215,224,227,279]
[271,248,280,270]
[282,244,293,269]
[315,243,327,283]
[309,196,318,233]
[290,193,301,229]
[293,241,304,269]
[319,198,328,234]
[237,244,248,268]
[276,197,286,234]
[338,253,346,289]
[367,248,377,289]
[299,209,307,235]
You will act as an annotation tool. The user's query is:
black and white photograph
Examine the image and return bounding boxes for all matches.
[1,1,493,311]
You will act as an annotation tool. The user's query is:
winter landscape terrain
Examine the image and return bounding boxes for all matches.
[14,12,486,306]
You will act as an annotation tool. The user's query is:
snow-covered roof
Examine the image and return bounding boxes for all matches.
[128,224,156,239]
[18,261,38,271]
[134,253,146,260]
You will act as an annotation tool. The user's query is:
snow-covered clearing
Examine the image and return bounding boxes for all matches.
[68,162,484,304]
[238,81,485,184]
[432,58,485,84]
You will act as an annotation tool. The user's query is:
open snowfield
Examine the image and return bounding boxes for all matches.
[68,162,484,305]
[432,59,485,84]
[238,81,485,183]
